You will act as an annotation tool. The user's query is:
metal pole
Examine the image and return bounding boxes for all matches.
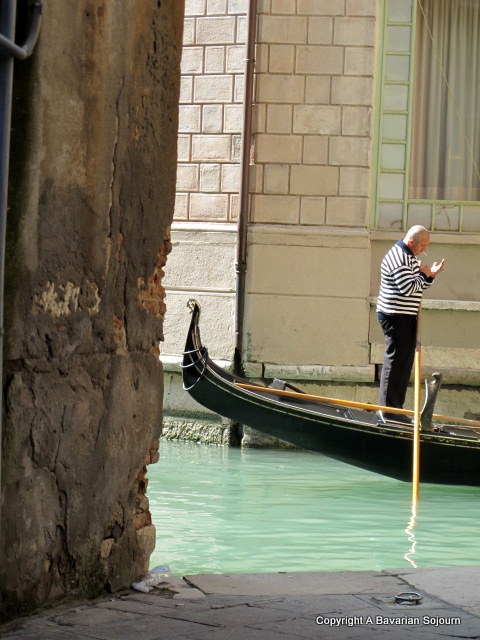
[412,304,422,502]
[0,0,43,548]
[234,0,257,374]
[0,0,17,553]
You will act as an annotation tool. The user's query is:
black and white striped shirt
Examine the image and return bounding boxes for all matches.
[377,241,433,316]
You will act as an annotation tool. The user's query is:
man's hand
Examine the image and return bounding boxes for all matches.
[420,258,445,278]
[431,258,445,277]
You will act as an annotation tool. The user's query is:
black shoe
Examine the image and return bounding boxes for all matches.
[377,411,412,425]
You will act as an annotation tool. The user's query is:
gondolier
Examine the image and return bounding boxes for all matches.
[377,226,445,423]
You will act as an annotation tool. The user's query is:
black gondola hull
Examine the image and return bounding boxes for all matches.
[182,302,480,486]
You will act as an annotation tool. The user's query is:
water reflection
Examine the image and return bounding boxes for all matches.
[404,503,418,568]
[148,440,480,575]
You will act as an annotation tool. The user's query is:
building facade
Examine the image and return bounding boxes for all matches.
[162,0,480,434]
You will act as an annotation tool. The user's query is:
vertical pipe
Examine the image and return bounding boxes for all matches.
[0,0,17,535]
[234,0,257,375]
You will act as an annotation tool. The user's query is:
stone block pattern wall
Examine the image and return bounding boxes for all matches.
[176,0,375,227]
[176,0,248,222]
[252,0,375,227]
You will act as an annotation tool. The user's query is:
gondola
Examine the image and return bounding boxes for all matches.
[182,300,480,486]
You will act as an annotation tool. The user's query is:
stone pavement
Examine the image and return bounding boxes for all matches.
[2,566,480,639]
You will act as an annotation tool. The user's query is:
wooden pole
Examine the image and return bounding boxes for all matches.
[412,305,422,502]
[234,382,480,429]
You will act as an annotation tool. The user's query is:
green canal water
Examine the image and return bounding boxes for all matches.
[148,439,479,575]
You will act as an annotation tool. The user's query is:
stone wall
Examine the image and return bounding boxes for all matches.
[163,0,376,382]
[176,0,246,222]
[1,0,184,617]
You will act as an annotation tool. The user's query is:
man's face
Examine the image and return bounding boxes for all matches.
[409,235,430,256]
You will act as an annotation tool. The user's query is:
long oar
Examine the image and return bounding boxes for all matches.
[412,305,422,501]
[234,382,480,429]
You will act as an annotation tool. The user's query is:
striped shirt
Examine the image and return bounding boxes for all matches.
[377,241,433,316]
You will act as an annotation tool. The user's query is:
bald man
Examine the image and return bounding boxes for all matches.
[377,226,445,423]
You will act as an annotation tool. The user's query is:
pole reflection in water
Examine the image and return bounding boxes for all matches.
[148,440,480,576]
[404,502,418,568]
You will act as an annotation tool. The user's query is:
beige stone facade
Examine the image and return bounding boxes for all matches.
[176,0,374,227]
[164,0,480,422]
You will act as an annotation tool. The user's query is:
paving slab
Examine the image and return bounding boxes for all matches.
[1,567,480,640]
[183,570,405,596]
[388,566,480,608]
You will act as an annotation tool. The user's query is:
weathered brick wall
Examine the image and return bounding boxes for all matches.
[175,0,246,221]
[176,0,375,226]
[1,0,183,618]
[252,0,375,226]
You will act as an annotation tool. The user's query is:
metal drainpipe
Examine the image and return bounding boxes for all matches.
[234,0,257,375]
[0,0,43,536]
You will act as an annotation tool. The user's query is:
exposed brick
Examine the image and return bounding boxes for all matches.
[226,45,245,72]
[252,104,266,133]
[256,73,305,103]
[177,135,191,162]
[256,133,303,163]
[202,104,224,133]
[196,17,235,44]
[178,105,201,133]
[185,0,206,16]
[342,106,371,135]
[229,193,239,220]
[330,136,370,166]
[249,164,264,193]
[326,196,368,226]
[303,136,329,164]
[269,44,295,73]
[236,15,247,43]
[346,0,377,17]
[339,167,369,196]
[290,165,339,196]
[179,76,193,104]
[334,17,376,47]
[297,0,345,15]
[192,134,232,161]
[181,47,204,74]
[204,46,225,73]
[307,17,334,44]
[224,104,243,132]
[200,163,221,191]
[183,18,195,45]
[271,0,295,13]
[300,197,326,225]
[176,164,199,191]
[221,163,240,191]
[344,47,375,76]
[305,75,331,104]
[234,74,244,102]
[293,105,341,135]
[331,76,373,105]
[266,104,292,134]
[251,194,300,223]
[228,0,247,14]
[194,75,233,102]
[207,0,227,14]
[296,45,344,75]
[259,15,308,44]
[190,193,229,219]
[174,193,189,219]
[264,164,290,194]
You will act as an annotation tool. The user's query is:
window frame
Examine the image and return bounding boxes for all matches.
[372,0,480,233]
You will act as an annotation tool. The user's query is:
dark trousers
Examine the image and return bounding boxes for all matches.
[378,312,417,410]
